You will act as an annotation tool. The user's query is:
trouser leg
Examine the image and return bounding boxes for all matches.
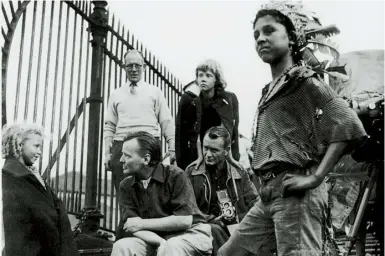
[111,237,156,256]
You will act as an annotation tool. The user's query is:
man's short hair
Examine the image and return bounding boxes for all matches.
[123,49,145,64]
[123,131,161,166]
[205,126,231,148]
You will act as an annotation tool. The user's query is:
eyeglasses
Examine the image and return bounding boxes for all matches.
[124,64,144,71]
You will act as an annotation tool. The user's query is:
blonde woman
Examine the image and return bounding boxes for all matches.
[2,123,79,256]
[175,59,240,170]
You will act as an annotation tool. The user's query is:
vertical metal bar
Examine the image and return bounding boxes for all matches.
[72,0,85,213]
[40,1,53,176]
[161,64,165,95]
[156,60,159,89]
[98,50,106,210]
[74,191,79,212]
[68,6,78,212]
[49,1,62,193]
[109,168,114,230]
[109,14,115,91]
[14,9,26,121]
[114,20,120,88]
[1,3,10,30]
[24,0,38,120]
[143,47,147,82]
[119,25,124,86]
[167,71,170,108]
[124,28,129,82]
[58,4,71,207]
[173,77,176,117]
[33,1,46,122]
[152,55,156,87]
[115,188,120,229]
[9,1,15,18]
[131,34,135,52]
[78,1,91,212]
[104,18,114,228]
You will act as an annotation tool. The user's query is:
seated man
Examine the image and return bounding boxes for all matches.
[186,126,259,255]
[112,131,213,256]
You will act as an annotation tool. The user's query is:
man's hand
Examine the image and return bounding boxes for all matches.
[164,151,176,165]
[226,154,243,171]
[186,157,203,171]
[123,217,144,233]
[104,154,112,171]
[209,214,225,228]
[281,173,321,195]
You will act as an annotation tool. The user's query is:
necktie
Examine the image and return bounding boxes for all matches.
[130,83,137,95]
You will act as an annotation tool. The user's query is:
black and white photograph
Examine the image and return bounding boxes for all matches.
[1,0,384,255]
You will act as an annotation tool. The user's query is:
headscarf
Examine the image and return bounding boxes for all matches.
[259,0,319,48]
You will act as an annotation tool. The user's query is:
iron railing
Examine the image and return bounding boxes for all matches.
[2,0,184,232]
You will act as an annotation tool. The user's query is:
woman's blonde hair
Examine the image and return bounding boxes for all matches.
[195,59,227,90]
[2,123,45,158]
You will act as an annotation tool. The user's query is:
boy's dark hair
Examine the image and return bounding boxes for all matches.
[205,126,231,148]
[124,131,161,166]
[253,9,302,64]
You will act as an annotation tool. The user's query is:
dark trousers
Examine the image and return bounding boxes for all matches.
[210,223,230,256]
[111,141,125,192]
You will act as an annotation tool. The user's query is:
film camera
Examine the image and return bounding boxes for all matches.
[350,94,384,162]
[216,189,239,226]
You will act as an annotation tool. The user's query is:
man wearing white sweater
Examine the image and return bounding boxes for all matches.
[104,49,175,190]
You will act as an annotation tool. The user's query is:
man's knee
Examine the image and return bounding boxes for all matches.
[112,237,143,255]
[217,242,251,256]
[158,237,184,251]
[157,238,185,256]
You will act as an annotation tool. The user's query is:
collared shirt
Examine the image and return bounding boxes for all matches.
[104,80,175,150]
[118,163,206,237]
[251,66,367,172]
[140,176,151,189]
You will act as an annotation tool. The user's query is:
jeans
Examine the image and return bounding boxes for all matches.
[218,168,328,256]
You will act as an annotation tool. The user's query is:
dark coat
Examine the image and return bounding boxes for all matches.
[186,161,258,221]
[176,85,240,170]
[2,157,79,256]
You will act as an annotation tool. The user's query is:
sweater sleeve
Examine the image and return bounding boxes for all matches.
[104,92,118,139]
[156,88,175,151]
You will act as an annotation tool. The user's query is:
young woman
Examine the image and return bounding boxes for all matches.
[175,59,240,170]
[2,123,79,256]
[218,2,366,256]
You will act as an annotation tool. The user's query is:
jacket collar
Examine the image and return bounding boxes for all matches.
[184,81,201,97]
[190,160,241,180]
[130,163,166,186]
[2,157,34,177]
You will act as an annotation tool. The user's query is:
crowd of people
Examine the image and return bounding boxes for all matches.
[2,1,368,256]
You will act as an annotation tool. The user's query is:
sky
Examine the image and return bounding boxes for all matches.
[0,0,384,243]
[108,0,385,137]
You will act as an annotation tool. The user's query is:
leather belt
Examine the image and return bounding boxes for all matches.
[254,165,297,183]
